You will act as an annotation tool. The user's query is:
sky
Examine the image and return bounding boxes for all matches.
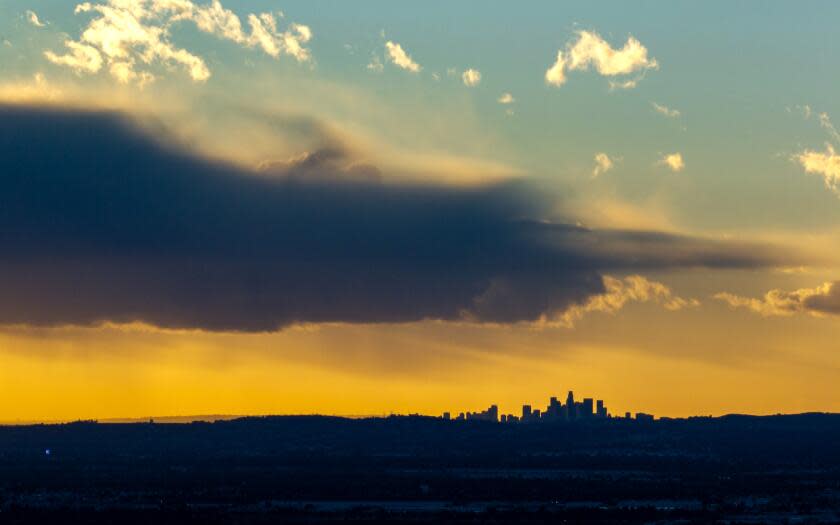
[1,1,839,422]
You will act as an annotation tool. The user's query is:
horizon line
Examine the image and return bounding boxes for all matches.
[2,410,839,427]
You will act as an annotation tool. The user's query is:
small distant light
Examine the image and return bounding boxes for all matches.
[45,449,51,456]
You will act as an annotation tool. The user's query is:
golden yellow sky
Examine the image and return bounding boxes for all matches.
[3,295,839,423]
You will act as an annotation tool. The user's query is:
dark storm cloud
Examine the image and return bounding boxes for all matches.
[0,105,793,331]
[803,282,840,315]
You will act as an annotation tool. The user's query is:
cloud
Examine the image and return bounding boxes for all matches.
[497,93,514,104]
[257,148,382,184]
[0,73,62,102]
[715,282,840,318]
[26,10,46,27]
[818,112,840,144]
[44,41,103,75]
[45,0,312,85]
[658,152,685,172]
[366,54,384,72]
[461,68,481,87]
[0,105,795,331]
[792,110,840,196]
[384,41,421,73]
[788,104,812,119]
[566,196,675,232]
[592,152,614,177]
[545,30,658,88]
[651,102,680,118]
[550,275,699,328]
[545,51,567,86]
[608,78,639,90]
[795,144,840,197]
[790,106,839,143]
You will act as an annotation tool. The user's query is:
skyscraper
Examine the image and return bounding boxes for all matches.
[582,398,594,418]
[547,396,561,420]
[596,400,607,418]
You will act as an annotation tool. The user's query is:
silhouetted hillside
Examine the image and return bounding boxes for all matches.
[1,414,840,523]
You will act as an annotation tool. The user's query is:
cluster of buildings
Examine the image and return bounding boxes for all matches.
[442,391,655,423]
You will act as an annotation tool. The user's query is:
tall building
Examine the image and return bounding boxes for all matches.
[522,404,532,421]
[596,400,607,418]
[547,396,560,420]
[566,391,576,421]
[582,398,594,418]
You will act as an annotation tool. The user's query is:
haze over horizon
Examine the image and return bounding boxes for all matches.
[1,1,840,422]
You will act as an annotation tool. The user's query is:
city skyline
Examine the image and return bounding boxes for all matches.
[444,390,654,423]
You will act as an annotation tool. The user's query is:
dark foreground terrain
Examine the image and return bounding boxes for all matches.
[2,414,840,523]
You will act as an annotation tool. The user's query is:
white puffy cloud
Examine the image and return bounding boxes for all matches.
[658,152,685,172]
[166,2,312,61]
[279,23,312,62]
[461,68,481,87]
[44,41,103,75]
[544,50,566,86]
[785,108,839,195]
[651,102,680,118]
[592,152,614,177]
[384,41,421,73]
[545,30,658,88]
[109,61,155,87]
[549,275,699,328]
[715,281,840,318]
[26,10,46,27]
[497,92,514,104]
[791,110,840,196]
[795,144,840,197]
[44,0,312,85]
[567,31,658,75]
